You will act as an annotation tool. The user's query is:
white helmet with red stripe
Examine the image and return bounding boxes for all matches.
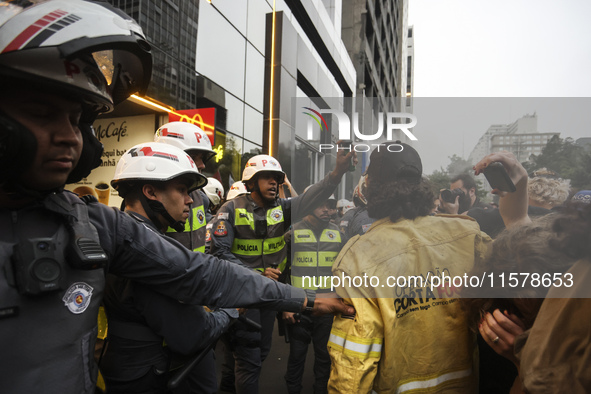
[154,122,215,163]
[242,155,285,184]
[111,142,207,196]
[203,177,224,205]
[337,199,354,214]
[226,181,249,200]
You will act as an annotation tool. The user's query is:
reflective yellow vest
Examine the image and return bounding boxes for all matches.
[230,197,287,271]
[166,190,207,253]
[291,220,341,293]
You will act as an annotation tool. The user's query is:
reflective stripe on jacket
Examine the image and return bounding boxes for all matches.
[291,221,341,292]
[328,215,492,393]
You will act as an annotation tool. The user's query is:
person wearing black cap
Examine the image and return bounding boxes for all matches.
[327,142,492,393]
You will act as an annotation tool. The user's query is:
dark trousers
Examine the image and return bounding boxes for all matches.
[178,348,218,394]
[284,314,333,394]
[220,308,276,394]
[104,348,217,394]
[477,334,518,393]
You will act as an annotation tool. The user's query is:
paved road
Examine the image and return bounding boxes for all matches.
[215,323,318,393]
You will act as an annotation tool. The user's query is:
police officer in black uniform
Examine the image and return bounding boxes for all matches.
[0,2,354,393]
[101,142,232,393]
[155,121,216,253]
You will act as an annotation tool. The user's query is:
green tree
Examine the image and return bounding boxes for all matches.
[524,136,591,191]
[446,154,473,178]
[427,168,450,196]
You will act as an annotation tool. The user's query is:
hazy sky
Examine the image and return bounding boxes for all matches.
[407,0,591,174]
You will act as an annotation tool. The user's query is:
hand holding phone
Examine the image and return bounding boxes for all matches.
[482,162,516,192]
[338,140,356,172]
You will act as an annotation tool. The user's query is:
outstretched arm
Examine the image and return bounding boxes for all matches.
[289,143,356,220]
[474,151,530,228]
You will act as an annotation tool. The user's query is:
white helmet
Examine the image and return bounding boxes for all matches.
[203,177,224,205]
[111,142,207,196]
[155,121,215,162]
[226,181,249,200]
[242,155,285,183]
[337,199,354,214]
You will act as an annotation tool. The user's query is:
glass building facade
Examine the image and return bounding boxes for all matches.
[105,0,408,197]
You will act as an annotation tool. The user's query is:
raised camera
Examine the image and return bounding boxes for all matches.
[440,188,465,204]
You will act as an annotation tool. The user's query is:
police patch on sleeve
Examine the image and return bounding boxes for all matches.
[197,209,205,225]
[214,221,228,237]
[271,208,283,221]
[62,282,94,314]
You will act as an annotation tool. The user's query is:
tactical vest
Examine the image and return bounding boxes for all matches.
[291,221,341,293]
[0,192,106,394]
[230,196,287,271]
[166,189,207,253]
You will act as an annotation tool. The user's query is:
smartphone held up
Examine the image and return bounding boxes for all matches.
[482,162,516,193]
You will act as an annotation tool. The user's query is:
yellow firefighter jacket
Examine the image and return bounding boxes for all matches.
[328,214,492,394]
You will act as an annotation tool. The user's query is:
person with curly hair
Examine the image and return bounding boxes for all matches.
[463,203,591,393]
[460,214,578,392]
[461,155,589,393]
[527,168,571,209]
[327,142,502,393]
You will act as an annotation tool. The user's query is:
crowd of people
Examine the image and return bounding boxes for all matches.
[0,1,589,394]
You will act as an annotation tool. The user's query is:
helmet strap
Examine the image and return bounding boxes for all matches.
[139,195,185,232]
